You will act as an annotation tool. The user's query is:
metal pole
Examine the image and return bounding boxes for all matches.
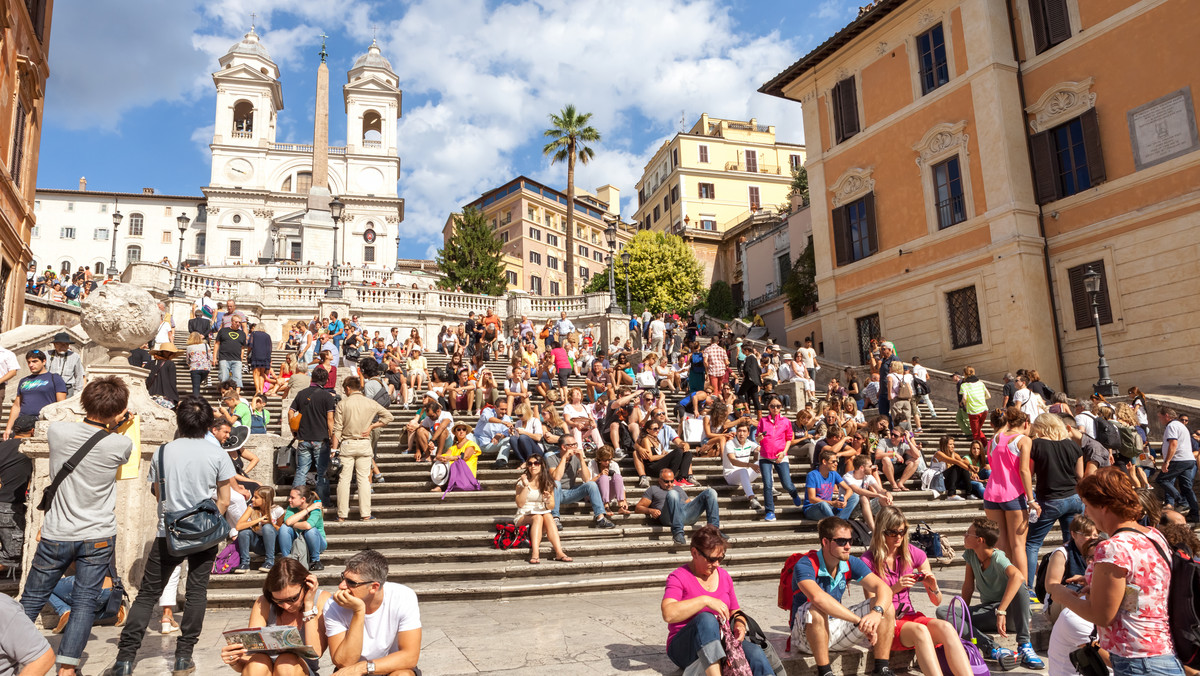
[623,258,631,315]
[1089,288,1117,397]
[326,216,343,298]
[107,218,121,279]
[169,227,187,298]
[606,250,620,314]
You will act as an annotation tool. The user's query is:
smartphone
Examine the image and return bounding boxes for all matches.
[912,572,926,581]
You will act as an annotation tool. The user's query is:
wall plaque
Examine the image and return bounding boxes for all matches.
[1127,87,1199,170]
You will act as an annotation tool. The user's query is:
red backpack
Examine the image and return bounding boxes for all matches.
[777,551,853,651]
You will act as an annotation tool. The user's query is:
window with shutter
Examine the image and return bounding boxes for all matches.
[10,103,26,188]
[832,77,860,143]
[1067,261,1113,330]
[1029,0,1071,55]
[1032,109,1104,203]
[698,145,709,163]
[831,206,849,267]
[1030,130,1059,204]
[947,286,984,349]
[748,186,761,211]
[916,24,950,95]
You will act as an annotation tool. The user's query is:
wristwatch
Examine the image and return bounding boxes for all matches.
[301,607,319,622]
[871,605,885,616]
[366,661,377,674]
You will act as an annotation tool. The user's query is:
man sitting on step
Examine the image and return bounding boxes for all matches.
[634,468,721,545]
[789,516,897,676]
[472,398,516,469]
[545,436,616,531]
[326,549,422,676]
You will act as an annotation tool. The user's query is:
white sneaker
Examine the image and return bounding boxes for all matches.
[947,495,966,501]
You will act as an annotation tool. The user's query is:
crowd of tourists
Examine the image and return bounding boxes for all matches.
[0,290,1196,676]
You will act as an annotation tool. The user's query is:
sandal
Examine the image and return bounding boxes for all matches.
[554,555,573,562]
[361,516,377,521]
[617,504,632,516]
[529,557,540,564]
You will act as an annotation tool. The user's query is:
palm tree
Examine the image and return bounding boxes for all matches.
[543,105,601,294]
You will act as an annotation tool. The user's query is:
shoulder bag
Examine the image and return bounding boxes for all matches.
[38,428,110,511]
[158,445,228,556]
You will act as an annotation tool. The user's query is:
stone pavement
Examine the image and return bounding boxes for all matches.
[56,567,1046,675]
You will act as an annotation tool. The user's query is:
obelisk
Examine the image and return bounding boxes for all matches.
[308,34,332,210]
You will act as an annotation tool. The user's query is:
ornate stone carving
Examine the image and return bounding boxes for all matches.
[254,208,274,218]
[918,9,937,27]
[913,120,970,167]
[78,283,161,365]
[1027,78,1097,133]
[876,41,889,55]
[385,215,401,224]
[829,167,876,207]
[206,206,221,215]
[834,67,850,82]
[801,89,818,104]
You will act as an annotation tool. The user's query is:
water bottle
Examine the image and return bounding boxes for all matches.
[1029,506,1039,523]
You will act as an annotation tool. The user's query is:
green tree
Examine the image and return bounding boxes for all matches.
[782,235,818,316]
[543,104,601,294]
[583,230,703,313]
[705,280,736,320]
[435,207,507,295]
[790,165,809,205]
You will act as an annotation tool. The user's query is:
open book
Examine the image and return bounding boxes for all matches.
[223,625,318,658]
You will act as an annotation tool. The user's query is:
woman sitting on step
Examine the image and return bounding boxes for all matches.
[219,559,331,674]
[514,456,571,564]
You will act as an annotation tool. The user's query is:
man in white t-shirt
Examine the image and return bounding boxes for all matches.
[909,357,937,418]
[1073,401,1097,440]
[648,314,667,355]
[0,344,19,402]
[1157,408,1199,523]
[843,455,892,531]
[722,421,762,511]
[326,549,422,674]
[797,338,818,375]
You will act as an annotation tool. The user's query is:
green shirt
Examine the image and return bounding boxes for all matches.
[964,548,1012,604]
[284,505,326,537]
[232,402,252,426]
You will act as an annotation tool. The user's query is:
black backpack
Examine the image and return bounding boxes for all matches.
[1092,415,1121,450]
[847,519,872,547]
[1118,528,1200,669]
[1034,549,1055,604]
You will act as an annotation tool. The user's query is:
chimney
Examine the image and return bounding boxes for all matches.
[79,177,87,191]
[143,188,155,195]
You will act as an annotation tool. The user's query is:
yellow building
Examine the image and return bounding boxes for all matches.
[444,176,634,295]
[633,114,805,287]
[1,0,53,329]
[762,0,1200,395]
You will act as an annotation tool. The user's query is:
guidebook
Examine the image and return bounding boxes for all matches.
[222,625,318,658]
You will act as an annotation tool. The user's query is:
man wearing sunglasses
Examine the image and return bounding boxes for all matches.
[634,469,721,545]
[326,549,421,676]
[546,439,616,530]
[790,517,897,676]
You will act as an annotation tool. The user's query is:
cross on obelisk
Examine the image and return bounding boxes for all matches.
[319,32,329,63]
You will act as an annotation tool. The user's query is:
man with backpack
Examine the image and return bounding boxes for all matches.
[1157,408,1199,524]
[785,516,897,676]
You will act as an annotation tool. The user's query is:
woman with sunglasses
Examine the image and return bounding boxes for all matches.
[860,507,974,676]
[661,525,775,675]
[515,456,571,564]
[219,559,330,674]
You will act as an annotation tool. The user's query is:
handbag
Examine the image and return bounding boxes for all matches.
[937,595,991,675]
[636,369,657,388]
[38,429,109,511]
[718,616,753,676]
[911,522,945,558]
[1069,642,1107,676]
[158,446,228,556]
[682,415,704,444]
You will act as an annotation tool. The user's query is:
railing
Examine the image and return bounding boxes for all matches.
[527,295,588,314]
[434,291,501,315]
[723,161,782,175]
[724,122,771,133]
[721,206,783,231]
[936,194,967,229]
[363,139,382,149]
[748,283,781,309]
[269,143,348,155]
[351,286,426,307]
[232,131,253,139]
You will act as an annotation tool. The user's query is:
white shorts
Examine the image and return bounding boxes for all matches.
[791,598,875,654]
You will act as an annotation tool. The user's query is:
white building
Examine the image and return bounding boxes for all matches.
[32,28,405,274]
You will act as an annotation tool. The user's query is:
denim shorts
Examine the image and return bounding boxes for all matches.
[983,494,1027,511]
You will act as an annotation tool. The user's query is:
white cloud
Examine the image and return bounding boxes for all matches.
[815,0,853,21]
[190,124,215,163]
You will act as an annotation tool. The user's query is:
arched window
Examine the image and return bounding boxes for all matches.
[195,232,206,255]
[281,175,292,192]
[233,100,254,136]
[60,260,71,276]
[128,213,144,236]
[363,110,382,147]
[296,171,313,193]
[93,261,105,274]
[126,245,141,264]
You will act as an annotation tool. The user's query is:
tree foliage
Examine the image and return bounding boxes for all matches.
[582,230,703,313]
[435,207,507,296]
[706,280,736,320]
[782,235,818,317]
[790,166,809,206]
[543,104,601,294]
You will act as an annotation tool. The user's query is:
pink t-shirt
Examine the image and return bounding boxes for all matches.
[662,565,741,648]
[551,347,570,369]
[756,414,794,461]
[860,544,927,616]
[1088,528,1174,658]
[983,431,1024,503]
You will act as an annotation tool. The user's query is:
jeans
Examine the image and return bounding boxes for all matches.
[189,369,208,394]
[486,439,515,464]
[510,435,543,463]
[552,482,605,519]
[236,525,278,568]
[48,577,116,619]
[759,459,802,514]
[1110,654,1186,676]
[117,537,219,662]
[218,359,242,388]
[666,612,774,675]
[919,393,937,417]
[878,395,891,421]
[294,440,331,504]
[1157,460,1199,516]
[802,492,860,521]
[659,487,720,537]
[279,525,327,562]
[20,536,116,666]
[1026,493,1084,586]
[937,585,1032,653]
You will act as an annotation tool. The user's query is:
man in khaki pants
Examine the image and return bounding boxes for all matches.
[332,377,394,521]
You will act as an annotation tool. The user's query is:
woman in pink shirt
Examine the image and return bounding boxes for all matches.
[661,525,774,674]
[983,406,1036,581]
[550,340,571,402]
[757,399,802,522]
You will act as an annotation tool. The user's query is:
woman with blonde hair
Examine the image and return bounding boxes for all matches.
[983,406,1036,581]
[1024,412,1084,590]
[185,331,212,395]
[860,506,974,676]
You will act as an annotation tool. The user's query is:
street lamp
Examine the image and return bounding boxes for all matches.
[326,197,345,298]
[107,210,123,279]
[270,224,279,264]
[394,202,405,271]
[169,213,190,298]
[604,219,620,314]
[621,249,632,315]
[1083,265,1118,397]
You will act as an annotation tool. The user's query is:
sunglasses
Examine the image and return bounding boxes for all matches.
[884,529,908,538]
[829,537,854,547]
[339,574,374,588]
[698,550,725,564]
[527,459,542,466]
[270,588,305,605]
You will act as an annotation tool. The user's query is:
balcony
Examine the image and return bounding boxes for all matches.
[748,283,782,309]
[363,139,382,149]
[269,142,347,155]
[724,161,782,175]
[936,193,967,229]
[231,131,253,139]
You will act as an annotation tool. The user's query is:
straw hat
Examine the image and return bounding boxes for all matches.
[150,343,181,357]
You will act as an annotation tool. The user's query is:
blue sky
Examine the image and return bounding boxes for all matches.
[38,0,861,259]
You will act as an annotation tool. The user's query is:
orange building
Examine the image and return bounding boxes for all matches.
[762,0,1200,395]
[0,0,53,329]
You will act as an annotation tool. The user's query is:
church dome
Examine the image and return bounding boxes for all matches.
[226,28,272,62]
[352,40,394,74]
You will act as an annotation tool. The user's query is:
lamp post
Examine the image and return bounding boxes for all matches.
[395,203,404,271]
[270,224,279,264]
[326,198,344,298]
[107,210,123,279]
[621,249,632,315]
[604,219,620,314]
[1083,265,1118,397]
[169,214,191,298]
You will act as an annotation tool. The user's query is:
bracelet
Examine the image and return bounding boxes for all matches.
[302,607,320,622]
[995,609,1007,615]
